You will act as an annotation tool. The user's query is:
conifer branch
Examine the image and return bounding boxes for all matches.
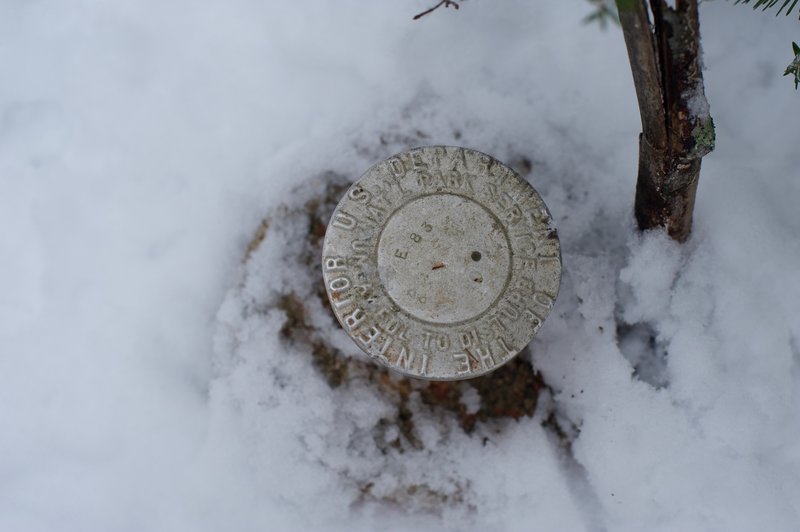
[732,0,800,19]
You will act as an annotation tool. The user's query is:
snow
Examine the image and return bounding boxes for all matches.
[686,84,711,120]
[1,1,799,531]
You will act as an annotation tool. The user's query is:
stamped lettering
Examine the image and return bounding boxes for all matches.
[323,146,561,380]
[332,211,358,230]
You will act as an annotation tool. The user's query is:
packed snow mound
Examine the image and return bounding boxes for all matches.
[212,118,589,530]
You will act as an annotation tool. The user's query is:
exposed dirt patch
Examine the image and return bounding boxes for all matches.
[248,173,555,446]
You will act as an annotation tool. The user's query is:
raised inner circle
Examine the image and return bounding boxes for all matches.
[377,193,511,324]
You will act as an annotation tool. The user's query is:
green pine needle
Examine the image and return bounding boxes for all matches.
[584,0,619,28]
[732,0,800,18]
[785,41,800,90]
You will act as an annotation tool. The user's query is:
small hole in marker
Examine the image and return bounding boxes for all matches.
[471,251,482,262]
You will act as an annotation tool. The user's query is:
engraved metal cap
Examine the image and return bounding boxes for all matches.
[322,146,561,381]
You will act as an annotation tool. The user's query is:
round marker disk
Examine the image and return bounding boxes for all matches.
[322,146,561,380]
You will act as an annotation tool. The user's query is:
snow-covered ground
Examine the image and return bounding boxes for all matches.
[1,1,799,530]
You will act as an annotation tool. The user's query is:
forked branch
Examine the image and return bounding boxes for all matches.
[413,1,460,20]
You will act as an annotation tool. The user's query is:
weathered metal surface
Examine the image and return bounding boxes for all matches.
[322,146,561,380]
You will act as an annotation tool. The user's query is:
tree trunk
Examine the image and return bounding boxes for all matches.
[615,0,715,242]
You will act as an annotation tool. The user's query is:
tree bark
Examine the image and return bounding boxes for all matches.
[615,0,715,242]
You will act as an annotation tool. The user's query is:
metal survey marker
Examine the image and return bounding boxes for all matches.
[322,146,561,380]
